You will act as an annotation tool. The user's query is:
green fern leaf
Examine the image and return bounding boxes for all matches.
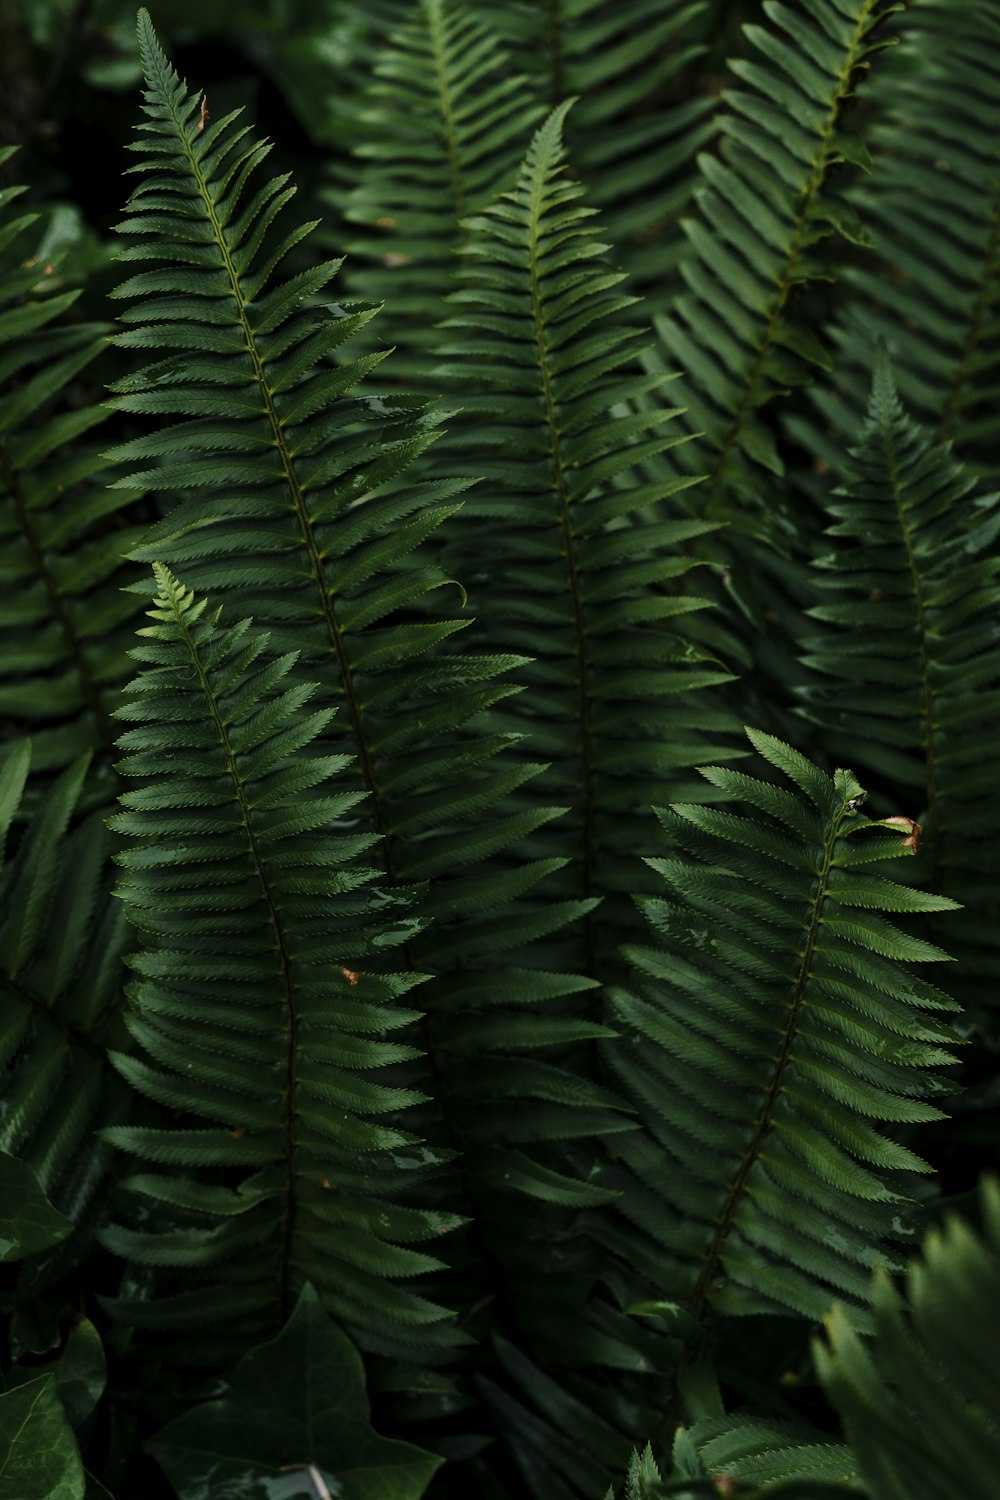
[436,102,738,958]
[816,1176,1000,1500]
[0,150,141,776]
[798,356,1000,1029]
[603,728,961,1339]
[0,738,130,1305]
[653,0,901,524]
[474,0,717,310]
[342,0,541,393]
[102,567,461,1362]
[804,0,1000,477]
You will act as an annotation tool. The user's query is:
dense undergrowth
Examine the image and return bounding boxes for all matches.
[0,2,998,1497]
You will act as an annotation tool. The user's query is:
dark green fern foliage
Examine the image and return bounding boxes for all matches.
[103,567,460,1362]
[0,740,129,1306]
[0,151,140,775]
[342,0,541,393]
[436,104,737,952]
[799,361,1000,1030]
[654,0,899,525]
[475,0,717,308]
[816,1177,1000,1500]
[603,729,959,1333]
[809,0,1000,474]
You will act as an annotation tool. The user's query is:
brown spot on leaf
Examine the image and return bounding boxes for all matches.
[198,95,209,132]
[341,967,361,985]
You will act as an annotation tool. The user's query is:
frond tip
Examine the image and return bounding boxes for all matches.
[603,728,962,1331]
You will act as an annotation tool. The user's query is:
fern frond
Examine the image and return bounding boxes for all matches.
[109,16,635,1303]
[0,150,140,775]
[436,103,738,955]
[816,1176,1000,1500]
[808,0,1000,475]
[342,0,541,392]
[798,358,1000,1028]
[653,0,900,523]
[603,728,960,1343]
[0,738,130,1301]
[475,0,717,309]
[102,568,460,1361]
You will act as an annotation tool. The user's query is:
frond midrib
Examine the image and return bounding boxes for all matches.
[151,55,389,847]
[427,0,468,221]
[525,150,597,963]
[166,582,300,1320]
[700,0,883,516]
[878,406,941,882]
[0,969,107,1060]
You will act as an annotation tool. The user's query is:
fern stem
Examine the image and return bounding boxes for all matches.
[165,580,301,1322]
[0,440,114,753]
[0,971,107,1060]
[543,0,565,105]
[699,0,883,517]
[527,159,597,972]
[427,0,468,222]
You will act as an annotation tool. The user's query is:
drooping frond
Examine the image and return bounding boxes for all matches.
[475,0,717,310]
[102,568,460,1363]
[435,103,738,957]
[807,0,1000,476]
[653,0,900,525]
[343,0,541,391]
[798,358,1000,1030]
[0,739,130,1302]
[602,728,960,1349]
[816,1176,1000,1500]
[0,150,141,775]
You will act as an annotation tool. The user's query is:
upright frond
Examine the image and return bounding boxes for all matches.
[476,0,717,310]
[807,0,1000,476]
[343,0,541,392]
[798,358,1000,1030]
[654,0,900,523]
[0,150,141,775]
[436,103,738,957]
[603,730,960,1352]
[0,739,130,1303]
[102,569,460,1363]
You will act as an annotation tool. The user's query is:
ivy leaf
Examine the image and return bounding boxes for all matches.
[150,1284,443,1500]
[0,1376,85,1500]
[0,1151,73,1261]
[56,1320,107,1430]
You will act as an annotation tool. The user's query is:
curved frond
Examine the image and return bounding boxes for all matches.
[653,0,900,524]
[102,568,460,1362]
[816,1176,1000,1500]
[603,729,960,1348]
[807,0,1000,476]
[0,738,130,1303]
[343,0,541,391]
[798,358,1000,1029]
[0,150,141,775]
